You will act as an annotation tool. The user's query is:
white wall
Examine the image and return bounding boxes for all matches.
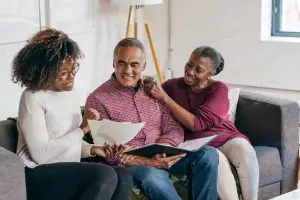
[0,0,41,120]
[169,0,300,104]
[0,0,97,120]
[0,0,168,120]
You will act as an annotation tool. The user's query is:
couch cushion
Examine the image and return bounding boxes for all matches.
[0,119,18,153]
[254,146,282,187]
[0,147,26,200]
[258,181,281,200]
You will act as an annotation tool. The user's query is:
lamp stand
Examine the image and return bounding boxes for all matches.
[125,5,164,84]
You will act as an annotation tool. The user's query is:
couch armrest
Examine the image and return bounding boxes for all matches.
[235,91,299,194]
[0,147,26,200]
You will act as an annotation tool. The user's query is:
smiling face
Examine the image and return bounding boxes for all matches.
[52,58,79,91]
[113,46,146,87]
[184,53,214,88]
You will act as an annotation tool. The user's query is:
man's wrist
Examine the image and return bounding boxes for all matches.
[126,156,154,167]
[139,157,156,167]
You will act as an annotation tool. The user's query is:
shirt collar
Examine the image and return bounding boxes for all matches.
[110,73,144,92]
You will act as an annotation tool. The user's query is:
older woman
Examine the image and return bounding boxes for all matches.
[144,46,259,200]
[13,28,133,200]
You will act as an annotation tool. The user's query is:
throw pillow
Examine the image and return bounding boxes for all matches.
[228,88,240,123]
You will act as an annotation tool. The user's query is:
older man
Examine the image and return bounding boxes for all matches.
[85,38,219,200]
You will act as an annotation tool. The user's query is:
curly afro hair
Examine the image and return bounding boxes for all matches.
[12,28,83,92]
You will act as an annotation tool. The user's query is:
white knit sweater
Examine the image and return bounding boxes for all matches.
[16,89,93,168]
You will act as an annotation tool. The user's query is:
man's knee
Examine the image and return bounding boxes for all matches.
[193,146,219,170]
[128,166,180,199]
[130,166,171,188]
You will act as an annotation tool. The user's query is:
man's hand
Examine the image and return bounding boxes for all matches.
[80,108,100,134]
[122,153,186,168]
[151,153,186,169]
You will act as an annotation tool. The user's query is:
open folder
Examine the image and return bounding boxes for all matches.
[87,119,145,145]
[124,132,223,158]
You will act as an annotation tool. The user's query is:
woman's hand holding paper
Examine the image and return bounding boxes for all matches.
[80,108,100,134]
[90,143,117,158]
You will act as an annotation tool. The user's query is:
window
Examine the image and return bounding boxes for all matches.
[272,0,300,37]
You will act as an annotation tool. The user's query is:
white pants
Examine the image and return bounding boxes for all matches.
[217,138,259,200]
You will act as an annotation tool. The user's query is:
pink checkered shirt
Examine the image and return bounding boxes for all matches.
[85,75,184,165]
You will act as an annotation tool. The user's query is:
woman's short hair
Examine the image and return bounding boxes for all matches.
[12,28,83,92]
[191,46,224,75]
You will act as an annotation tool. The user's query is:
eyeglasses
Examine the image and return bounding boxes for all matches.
[58,62,80,79]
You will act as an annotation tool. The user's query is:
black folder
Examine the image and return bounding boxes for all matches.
[124,132,223,158]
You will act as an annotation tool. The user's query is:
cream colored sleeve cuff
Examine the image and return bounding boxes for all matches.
[81,142,96,158]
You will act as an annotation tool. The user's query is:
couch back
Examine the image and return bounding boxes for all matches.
[0,119,18,153]
[235,92,299,147]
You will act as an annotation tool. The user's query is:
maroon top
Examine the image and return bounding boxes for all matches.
[162,77,250,148]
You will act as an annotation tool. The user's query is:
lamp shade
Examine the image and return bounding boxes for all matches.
[111,0,163,6]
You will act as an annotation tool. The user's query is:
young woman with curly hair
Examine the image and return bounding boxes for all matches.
[13,28,133,200]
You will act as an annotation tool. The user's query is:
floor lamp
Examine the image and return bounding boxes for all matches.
[111,0,164,84]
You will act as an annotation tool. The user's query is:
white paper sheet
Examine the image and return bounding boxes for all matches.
[87,119,145,145]
[178,135,218,151]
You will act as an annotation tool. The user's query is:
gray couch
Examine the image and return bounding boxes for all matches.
[235,92,299,200]
[0,92,299,200]
[0,119,26,200]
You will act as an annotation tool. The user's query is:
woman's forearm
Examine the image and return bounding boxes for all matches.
[163,95,195,131]
[25,127,84,165]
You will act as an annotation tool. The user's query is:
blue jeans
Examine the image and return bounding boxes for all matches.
[127,146,219,200]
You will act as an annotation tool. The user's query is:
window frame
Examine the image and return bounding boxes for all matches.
[271,0,300,37]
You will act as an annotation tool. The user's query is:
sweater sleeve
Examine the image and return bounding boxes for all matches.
[193,82,229,132]
[81,141,95,158]
[18,92,84,165]
[161,79,173,94]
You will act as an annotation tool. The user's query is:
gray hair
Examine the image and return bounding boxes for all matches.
[191,46,224,75]
[113,38,146,61]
